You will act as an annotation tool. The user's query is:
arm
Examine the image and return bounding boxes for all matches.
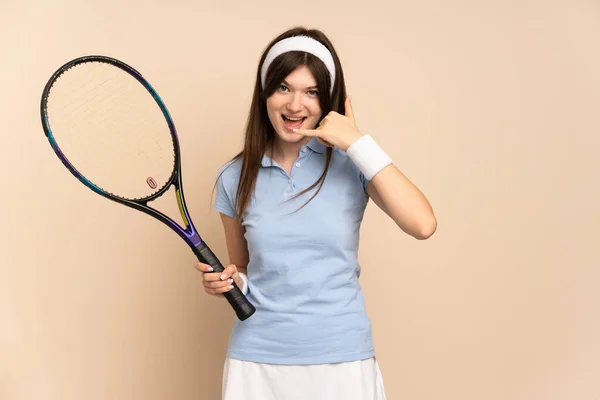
[294,94,437,241]
[219,212,249,276]
[366,165,437,240]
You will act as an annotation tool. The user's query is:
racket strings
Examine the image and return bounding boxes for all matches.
[56,65,169,172]
[46,61,175,200]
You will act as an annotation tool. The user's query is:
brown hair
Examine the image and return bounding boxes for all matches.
[219,26,348,219]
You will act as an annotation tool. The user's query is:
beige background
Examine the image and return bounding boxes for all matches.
[1,0,599,399]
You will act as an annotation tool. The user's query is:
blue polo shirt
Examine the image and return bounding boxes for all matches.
[214,137,375,365]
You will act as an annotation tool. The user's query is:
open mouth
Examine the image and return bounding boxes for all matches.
[282,115,307,131]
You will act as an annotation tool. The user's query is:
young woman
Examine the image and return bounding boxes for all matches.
[195,26,437,400]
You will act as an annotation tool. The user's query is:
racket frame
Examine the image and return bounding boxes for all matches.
[41,55,202,248]
[40,55,256,320]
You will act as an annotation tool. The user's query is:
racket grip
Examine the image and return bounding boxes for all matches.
[194,242,256,321]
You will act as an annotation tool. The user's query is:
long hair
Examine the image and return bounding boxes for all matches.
[220,26,348,219]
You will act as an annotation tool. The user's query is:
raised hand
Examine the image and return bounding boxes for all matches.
[293,94,363,151]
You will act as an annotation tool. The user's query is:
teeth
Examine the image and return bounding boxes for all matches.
[284,115,304,121]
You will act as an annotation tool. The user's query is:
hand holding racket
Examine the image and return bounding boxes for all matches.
[197,263,245,297]
[40,55,256,321]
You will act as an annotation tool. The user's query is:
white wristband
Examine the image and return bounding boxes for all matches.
[346,135,392,180]
[238,272,249,295]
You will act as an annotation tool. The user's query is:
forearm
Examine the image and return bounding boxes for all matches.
[346,134,436,240]
[369,165,437,239]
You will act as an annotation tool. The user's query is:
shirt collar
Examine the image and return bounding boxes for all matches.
[306,137,326,154]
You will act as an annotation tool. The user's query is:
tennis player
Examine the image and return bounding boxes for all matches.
[196,26,437,399]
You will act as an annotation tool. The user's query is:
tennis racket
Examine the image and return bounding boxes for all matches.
[40,55,256,321]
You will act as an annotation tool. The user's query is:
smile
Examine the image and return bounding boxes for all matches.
[282,115,307,122]
[281,115,307,131]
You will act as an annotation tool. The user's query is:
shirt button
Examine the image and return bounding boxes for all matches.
[301,148,307,153]
[295,163,301,167]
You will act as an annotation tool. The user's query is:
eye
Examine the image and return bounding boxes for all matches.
[278,85,289,92]
[307,90,319,97]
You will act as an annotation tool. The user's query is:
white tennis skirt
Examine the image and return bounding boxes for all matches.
[222,356,387,400]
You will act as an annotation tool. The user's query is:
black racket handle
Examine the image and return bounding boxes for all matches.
[193,242,256,321]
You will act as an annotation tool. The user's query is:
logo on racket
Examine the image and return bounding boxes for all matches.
[146,177,158,189]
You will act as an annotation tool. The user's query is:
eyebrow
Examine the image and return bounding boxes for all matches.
[282,80,318,90]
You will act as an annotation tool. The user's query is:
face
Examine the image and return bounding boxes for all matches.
[266,66,322,145]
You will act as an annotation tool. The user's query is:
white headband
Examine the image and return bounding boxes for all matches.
[260,36,336,94]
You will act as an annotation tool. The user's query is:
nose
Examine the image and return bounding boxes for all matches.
[286,93,303,113]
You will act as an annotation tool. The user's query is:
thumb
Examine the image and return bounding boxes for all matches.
[229,265,245,288]
[345,93,356,126]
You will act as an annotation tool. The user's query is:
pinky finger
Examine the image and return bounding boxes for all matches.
[204,287,224,297]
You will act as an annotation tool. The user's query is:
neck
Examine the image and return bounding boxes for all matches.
[267,136,311,174]
[270,136,311,163]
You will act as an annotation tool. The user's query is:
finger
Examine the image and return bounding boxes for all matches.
[204,278,234,289]
[194,262,214,272]
[345,94,356,126]
[292,127,319,136]
[202,271,226,282]
[206,283,234,294]
[219,264,238,281]
[204,286,228,297]
[202,264,235,281]
[230,266,240,281]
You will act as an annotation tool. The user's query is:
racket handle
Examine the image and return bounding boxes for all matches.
[194,242,256,321]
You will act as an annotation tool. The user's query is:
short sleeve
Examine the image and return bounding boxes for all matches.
[333,147,370,194]
[214,161,239,218]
